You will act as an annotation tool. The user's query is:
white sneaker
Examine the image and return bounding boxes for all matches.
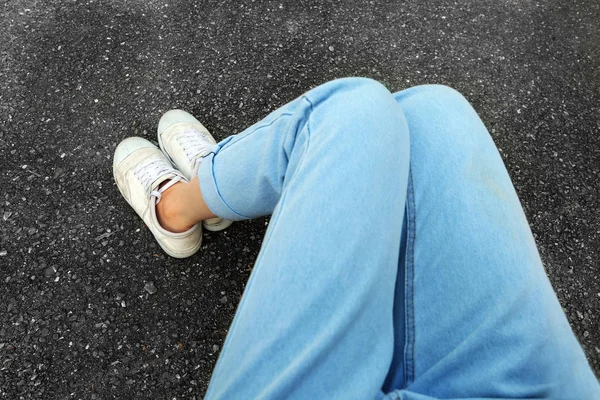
[113,137,203,258]
[157,109,233,232]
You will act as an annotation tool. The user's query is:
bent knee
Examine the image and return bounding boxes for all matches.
[394,84,488,142]
[303,77,405,132]
[300,77,409,151]
[396,84,471,108]
[303,77,394,113]
[394,84,499,174]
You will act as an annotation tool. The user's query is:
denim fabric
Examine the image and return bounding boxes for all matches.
[199,78,599,399]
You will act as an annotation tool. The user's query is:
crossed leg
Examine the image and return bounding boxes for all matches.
[155,78,598,399]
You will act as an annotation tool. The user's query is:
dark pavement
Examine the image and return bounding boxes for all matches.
[1,0,599,398]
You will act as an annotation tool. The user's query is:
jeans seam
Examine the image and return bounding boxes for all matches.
[204,104,311,397]
[207,112,295,220]
[217,112,295,155]
[264,96,313,238]
[404,166,416,387]
[410,167,417,383]
[208,154,252,219]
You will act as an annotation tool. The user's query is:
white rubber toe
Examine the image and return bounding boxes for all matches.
[113,137,156,171]
[157,110,204,136]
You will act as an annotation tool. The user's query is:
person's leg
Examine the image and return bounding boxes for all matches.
[197,78,411,399]
[155,177,216,233]
[382,85,599,399]
[155,80,600,398]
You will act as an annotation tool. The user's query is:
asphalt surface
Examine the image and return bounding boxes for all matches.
[1,0,599,398]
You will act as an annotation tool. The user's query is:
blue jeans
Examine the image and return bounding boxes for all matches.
[199,78,599,399]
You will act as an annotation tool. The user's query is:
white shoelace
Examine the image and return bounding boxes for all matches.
[133,157,183,205]
[176,128,213,172]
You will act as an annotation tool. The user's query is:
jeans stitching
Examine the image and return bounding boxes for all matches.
[207,113,295,220]
[410,167,416,384]
[204,102,311,397]
[217,112,295,155]
[403,166,416,387]
[259,96,312,237]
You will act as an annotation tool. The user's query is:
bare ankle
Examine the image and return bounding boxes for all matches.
[156,182,193,233]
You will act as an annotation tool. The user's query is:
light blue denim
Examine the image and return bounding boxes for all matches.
[198,78,599,399]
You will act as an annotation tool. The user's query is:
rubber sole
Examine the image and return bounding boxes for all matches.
[203,218,234,232]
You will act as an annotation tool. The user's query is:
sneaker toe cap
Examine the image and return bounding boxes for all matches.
[157,110,201,136]
[113,137,156,170]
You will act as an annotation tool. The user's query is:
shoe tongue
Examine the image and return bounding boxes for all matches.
[151,171,181,192]
[176,128,212,158]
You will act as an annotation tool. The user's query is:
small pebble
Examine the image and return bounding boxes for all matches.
[44,267,55,278]
[144,282,157,294]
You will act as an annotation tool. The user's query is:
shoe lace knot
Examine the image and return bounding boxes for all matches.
[133,157,183,204]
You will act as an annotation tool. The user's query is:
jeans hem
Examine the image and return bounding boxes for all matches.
[197,149,251,221]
